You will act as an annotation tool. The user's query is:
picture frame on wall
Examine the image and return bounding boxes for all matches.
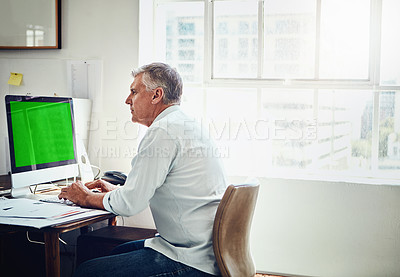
[0,0,61,49]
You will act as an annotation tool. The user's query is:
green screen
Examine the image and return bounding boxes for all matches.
[10,101,75,167]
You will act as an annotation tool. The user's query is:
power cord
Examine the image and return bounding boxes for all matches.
[26,231,68,245]
[117,215,125,226]
[91,165,102,179]
[26,231,44,245]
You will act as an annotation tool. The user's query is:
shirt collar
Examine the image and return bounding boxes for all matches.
[152,105,180,124]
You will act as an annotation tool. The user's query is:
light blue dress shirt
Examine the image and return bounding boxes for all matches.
[103,105,228,275]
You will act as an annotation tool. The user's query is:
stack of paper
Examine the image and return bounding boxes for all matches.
[0,198,83,219]
[0,198,111,228]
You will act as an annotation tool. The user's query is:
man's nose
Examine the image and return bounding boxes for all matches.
[125,95,131,105]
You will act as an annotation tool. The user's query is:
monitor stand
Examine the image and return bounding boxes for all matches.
[76,136,94,183]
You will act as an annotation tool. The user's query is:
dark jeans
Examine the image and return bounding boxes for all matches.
[73,239,217,277]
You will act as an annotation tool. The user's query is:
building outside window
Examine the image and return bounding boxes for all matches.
[146,0,400,182]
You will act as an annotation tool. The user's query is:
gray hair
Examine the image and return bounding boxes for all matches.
[132,63,183,105]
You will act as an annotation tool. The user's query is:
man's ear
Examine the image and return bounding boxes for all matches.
[151,87,164,104]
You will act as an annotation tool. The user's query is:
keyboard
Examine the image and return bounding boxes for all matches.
[39,195,75,206]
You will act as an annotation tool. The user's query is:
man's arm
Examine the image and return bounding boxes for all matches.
[103,127,178,216]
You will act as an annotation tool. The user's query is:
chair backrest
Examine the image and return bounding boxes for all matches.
[213,184,260,277]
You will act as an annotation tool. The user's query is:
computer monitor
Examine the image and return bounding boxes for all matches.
[5,95,79,197]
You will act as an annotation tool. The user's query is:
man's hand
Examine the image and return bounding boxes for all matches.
[85,179,119,193]
[58,180,107,209]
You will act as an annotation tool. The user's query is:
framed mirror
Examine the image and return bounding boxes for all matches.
[0,0,61,49]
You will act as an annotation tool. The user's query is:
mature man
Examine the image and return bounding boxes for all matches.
[59,63,227,276]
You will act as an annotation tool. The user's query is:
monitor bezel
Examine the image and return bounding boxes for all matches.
[5,95,78,175]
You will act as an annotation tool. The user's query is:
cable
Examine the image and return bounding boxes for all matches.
[26,231,44,245]
[26,231,69,245]
[59,234,75,277]
[59,237,68,245]
[117,216,125,226]
[91,165,102,179]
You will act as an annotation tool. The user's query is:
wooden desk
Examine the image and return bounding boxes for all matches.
[0,174,116,276]
[0,213,116,277]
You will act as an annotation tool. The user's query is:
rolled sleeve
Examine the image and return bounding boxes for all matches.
[102,191,117,214]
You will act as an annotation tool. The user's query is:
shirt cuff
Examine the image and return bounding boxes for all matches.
[102,191,117,214]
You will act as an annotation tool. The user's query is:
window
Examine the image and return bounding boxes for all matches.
[380,0,400,86]
[319,0,370,79]
[155,2,204,83]
[144,0,400,181]
[213,1,258,78]
[264,0,316,79]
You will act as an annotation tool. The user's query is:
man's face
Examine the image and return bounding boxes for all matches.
[125,74,155,126]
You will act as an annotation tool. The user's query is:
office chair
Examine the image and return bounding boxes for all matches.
[213,184,260,277]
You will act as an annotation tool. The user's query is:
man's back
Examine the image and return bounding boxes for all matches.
[143,106,227,275]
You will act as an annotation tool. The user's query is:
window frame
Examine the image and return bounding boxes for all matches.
[151,0,397,90]
[145,0,400,182]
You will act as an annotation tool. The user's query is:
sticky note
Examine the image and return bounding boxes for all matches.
[8,72,23,86]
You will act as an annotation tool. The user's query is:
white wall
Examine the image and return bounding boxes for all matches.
[0,0,141,174]
[0,0,155,228]
[1,1,400,276]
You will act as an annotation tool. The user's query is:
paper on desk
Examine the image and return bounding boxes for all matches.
[0,198,83,219]
[0,208,112,229]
